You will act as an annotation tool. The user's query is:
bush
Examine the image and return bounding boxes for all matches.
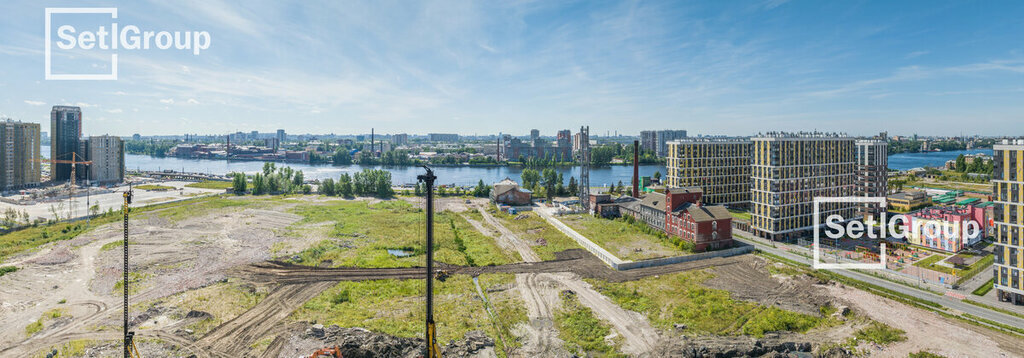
[854,322,906,345]
[0,265,17,277]
[330,289,351,305]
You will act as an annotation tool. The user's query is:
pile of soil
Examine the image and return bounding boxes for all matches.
[275,324,494,358]
[660,335,853,358]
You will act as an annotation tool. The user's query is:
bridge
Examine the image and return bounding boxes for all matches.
[128,170,230,182]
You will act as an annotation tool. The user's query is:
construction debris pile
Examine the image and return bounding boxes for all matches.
[287,325,494,358]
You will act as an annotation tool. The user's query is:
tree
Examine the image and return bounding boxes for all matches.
[653,171,662,180]
[472,179,491,197]
[320,178,336,196]
[617,180,624,195]
[955,154,967,173]
[521,169,540,190]
[231,172,247,194]
[338,173,353,197]
[251,173,266,195]
[89,204,101,217]
[292,170,304,188]
[333,149,353,165]
[414,182,422,196]
[263,162,276,177]
[567,176,578,196]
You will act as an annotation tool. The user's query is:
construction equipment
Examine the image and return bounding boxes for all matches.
[309,346,342,358]
[123,185,141,358]
[34,152,92,218]
[417,166,441,358]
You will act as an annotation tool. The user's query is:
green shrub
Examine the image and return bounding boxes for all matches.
[854,322,906,345]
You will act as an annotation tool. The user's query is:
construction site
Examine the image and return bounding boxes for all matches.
[2,173,1024,358]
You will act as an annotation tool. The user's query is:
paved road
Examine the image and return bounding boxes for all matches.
[733,235,1024,331]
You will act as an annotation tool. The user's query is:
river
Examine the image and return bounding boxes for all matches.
[41,145,989,186]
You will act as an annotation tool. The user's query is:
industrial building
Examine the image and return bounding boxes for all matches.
[499,130,573,162]
[490,178,533,206]
[665,138,752,208]
[750,132,856,241]
[993,139,1024,305]
[0,119,42,190]
[428,133,459,142]
[855,133,889,220]
[615,187,733,252]
[50,105,84,181]
[84,135,125,185]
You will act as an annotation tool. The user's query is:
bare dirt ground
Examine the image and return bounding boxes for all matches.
[704,256,839,317]
[828,285,1024,357]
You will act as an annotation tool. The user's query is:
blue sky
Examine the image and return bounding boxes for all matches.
[1,0,1023,137]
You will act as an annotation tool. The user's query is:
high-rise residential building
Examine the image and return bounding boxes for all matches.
[666,138,752,208]
[855,133,889,220]
[0,120,42,190]
[428,133,459,142]
[640,131,657,154]
[392,133,409,146]
[50,105,83,182]
[750,132,856,241]
[993,139,1024,305]
[84,135,125,184]
[641,130,688,157]
[530,129,540,142]
[276,129,286,143]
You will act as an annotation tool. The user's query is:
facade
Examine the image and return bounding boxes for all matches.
[84,135,125,184]
[0,120,42,190]
[903,205,985,253]
[490,178,532,206]
[664,188,734,251]
[640,131,657,154]
[855,134,889,220]
[428,133,459,142]
[50,105,84,181]
[887,190,931,212]
[392,133,409,146]
[641,130,688,157]
[993,140,1024,304]
[750,133,856,241]
[500,133,572,162]
[665,138,751,208]
[530,129,539,142]
[619,192,667,231]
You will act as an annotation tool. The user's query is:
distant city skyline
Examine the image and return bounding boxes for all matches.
[2,1,1024,136]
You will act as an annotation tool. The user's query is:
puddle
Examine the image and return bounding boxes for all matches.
[387,249,413,257]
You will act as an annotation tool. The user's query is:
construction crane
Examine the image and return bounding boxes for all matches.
[35,152,92,219]
[417,166,441,358]
[122,185,142,358]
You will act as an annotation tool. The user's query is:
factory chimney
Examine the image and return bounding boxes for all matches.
[632,140,639,197]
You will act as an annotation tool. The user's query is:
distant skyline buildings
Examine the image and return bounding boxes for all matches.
[50,105,83,181]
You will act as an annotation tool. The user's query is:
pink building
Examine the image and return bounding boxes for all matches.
[903,205,986,253]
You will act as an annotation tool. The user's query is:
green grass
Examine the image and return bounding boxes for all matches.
[912,253,957,275]
[185,180,234,190]
[971,278,995,296]
[153,196,252,222]
[955,254,993,286]
[291,274,526,354]
[99,239,138,252]
[139,279,266,338]
[0,265,17,276]
[586,270,824,337]
[486,209,581,261]
[727,209,752,221]
[32,339,96,358]
[112,272,150,296]
[561,214,682,260]
[134,184,175,191]
[288,200,518,268]
[555,292,624,357]
[854,321,907,344]
[25,320,43,336]
[909,351,946,358]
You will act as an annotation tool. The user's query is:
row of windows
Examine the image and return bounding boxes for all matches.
[994,204,1023,226]
[993,149,1021,182]
[752,164,856,180]
[753,140,855,167]
[995,182,1024,204]
[750,207,856,233]
[996,266,1022,290]
[995,245,1021,268]
[996,224,1023,247]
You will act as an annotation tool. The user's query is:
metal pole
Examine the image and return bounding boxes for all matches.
[123,184,132,358]
[417,166,439,358]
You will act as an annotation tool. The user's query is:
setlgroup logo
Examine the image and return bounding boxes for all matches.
[813,196,888,270]
[44,7,211,80]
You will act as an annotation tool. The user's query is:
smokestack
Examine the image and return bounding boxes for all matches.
[226,134,231,157]
[632,140,639,197]
[371,128,375,157]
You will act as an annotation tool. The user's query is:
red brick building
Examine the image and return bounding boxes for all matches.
[664,187,734,251]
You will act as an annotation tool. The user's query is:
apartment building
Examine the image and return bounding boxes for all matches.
[0,120,41,190]
[665,138,752,208]
[51,105,84,181]
[750,132,856,241]
[84,135,125,184]
[855,133,889,220]
[993,139,1024,305]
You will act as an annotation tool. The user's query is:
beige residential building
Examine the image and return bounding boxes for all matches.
[665,138,752,208]
[0,119,41,190]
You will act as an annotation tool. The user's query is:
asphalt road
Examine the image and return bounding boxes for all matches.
[733,235,1024,331]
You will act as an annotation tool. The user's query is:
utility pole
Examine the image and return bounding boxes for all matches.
[123,184,134,358]
[417,166,440,358]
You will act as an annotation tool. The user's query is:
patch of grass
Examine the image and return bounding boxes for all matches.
[99,239,138,252]
[185,180,234,190]
[0,265,17,276]
[487,209,581,261]
[727,208,752,221]
[554,293,624,357]
[288,200,516,268]
[292,274,524,351]
[972,277,994,296]
[32,339,96,358]
[587,270,822,337]
[561,213,682,260]
[25,320,43,336]
[112,272,151,296]
[854,321,907,345]
[955,254,993,286]
[45,308,65,319]
[134,184,175,191]
[142,279,266,338]
[153,196,252,222]
[909,351,947,358]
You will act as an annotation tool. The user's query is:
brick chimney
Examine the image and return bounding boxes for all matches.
[632,140,639,197]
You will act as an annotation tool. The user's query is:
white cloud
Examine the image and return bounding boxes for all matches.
[23,100,45,106]
[187,98,200,104]
[160,98,175,104]
[107,109,124,113]
[75,102,97,108]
